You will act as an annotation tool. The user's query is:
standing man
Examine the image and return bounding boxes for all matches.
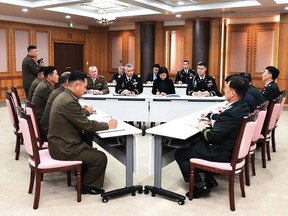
[110,66,125,83]
[22,45,43,98]
[86,66,109,95]
[27,67,45,101]
[261,66,280,101]
[115,63,143,95]
[175,60,195,84]
[186,61,222,97]
[145,64,160,84]
[32,66,59,120]
[175,76,250,198]
[48,70,117,194]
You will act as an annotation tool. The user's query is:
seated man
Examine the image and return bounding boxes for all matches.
[32,66,59,120]
[186,61,222,97]
[145,63,160,84]
[110,66,125,83]
[40,72,76,141]
[48,71,118,195]
[175,60,195,84]
[115,63,143,95]
[86,65,109,95]
[239,72,265,106]
[28,66,45,101]
[261,66,280,101]
[175,76,250,198]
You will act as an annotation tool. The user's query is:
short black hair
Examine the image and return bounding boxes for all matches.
[27,45,37,52]
[239,72,252,83]
[225,74,239,83]
[265,66,280,80]
[58,72,71,85]
[183,60,189,64]
[68,70,87,84]
[38,66,45,74]
[197,61,207,68]
[43,66,56,77]
[228,76,249,99]
[157,66,169,79]
[153,64,160,69]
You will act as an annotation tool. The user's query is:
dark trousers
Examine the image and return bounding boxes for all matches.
[73,147,107,188]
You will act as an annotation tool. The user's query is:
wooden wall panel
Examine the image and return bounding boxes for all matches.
[154,22,164,66]
[0,27,8,73]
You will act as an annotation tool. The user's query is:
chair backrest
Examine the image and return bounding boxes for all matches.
[25,100,44,148]
[231,111,258,167]
[11,86,22,109]
[5,91,20,133]
[252,101,269,142]
[276,90,287,121]
[261,96,282,135]
[17,107,40,166]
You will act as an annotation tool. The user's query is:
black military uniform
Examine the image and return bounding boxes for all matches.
[115,74,143,95]
[110,72,123,83]
[175,69,196,84]
[262,81,280,101]
[186,75,222,96]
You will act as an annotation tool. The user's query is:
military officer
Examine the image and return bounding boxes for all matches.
[110,66,125,83]
[186,61,222,97]
[115,63,143,95]
[86,65,109,95]
[261,66,280,101]
[175,60,196,84]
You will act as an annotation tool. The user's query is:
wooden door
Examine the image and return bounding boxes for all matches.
[54,43,84,75]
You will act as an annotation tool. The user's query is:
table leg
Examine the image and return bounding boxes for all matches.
[101,135,143,203]
[144,135,186,205]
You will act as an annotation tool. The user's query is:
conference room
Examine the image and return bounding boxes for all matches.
[0,0,288,215]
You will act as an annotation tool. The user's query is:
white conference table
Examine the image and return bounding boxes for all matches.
[144,101,226,205]
[108,83,188,95]
[87,108,143,202]
[81,94,225,124]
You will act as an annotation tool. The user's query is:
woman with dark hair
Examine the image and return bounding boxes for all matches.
[152,67,175,96]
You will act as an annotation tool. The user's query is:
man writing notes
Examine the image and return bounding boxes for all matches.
[175,76,250,198]
[115,63,143,95]
[48,71,117,195]
[186,61,222,97]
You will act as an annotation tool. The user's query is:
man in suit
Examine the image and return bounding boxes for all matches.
[27,66,45,101]
[175,60,195,84]
[145,63,160,84]
[175,76,250,198]
[32,66,59,120]
[86,65,109,95]
[48,71,118,195]
[186,61,222,97]
[110,66,125,83]
[115,63,143,95]
[22,45,43,98]
[239,72,265,106]
[261,66,280,101]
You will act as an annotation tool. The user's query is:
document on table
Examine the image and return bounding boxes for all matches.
[89,114,125,134]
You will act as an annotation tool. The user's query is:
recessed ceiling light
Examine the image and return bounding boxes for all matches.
[176,14,181,18]
[65,15,71,19]
[22,8,28,12]
[177,1,184,5]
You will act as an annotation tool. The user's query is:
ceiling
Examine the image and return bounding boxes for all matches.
[0,0,288,29]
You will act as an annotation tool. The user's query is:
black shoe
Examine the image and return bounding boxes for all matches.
[186,186,211,199]
[81,185,105,195]
[204,176,218,189]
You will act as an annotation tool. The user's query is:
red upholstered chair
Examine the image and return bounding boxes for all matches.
[11,86,22,109]
[188,112,258,211]
[25,101,48,149]
[271,90,286,152]
[245,101,269,186]
[5,91,22,160]
[17,107,82,209]
[258,96,282,168]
